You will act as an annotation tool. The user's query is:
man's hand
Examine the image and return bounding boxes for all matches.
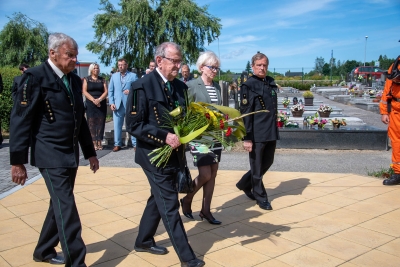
[381,114,389,124]
[88,157,99,173]
[165,133,181,149]
[243,140,253,153]
[110,104,116,111]
[11,165,28,185]
[123,89,130,95]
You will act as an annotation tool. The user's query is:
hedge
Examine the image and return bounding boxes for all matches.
[0,67,21,132]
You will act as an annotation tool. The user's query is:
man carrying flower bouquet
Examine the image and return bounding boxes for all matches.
[125,42,205,267]
[236,52,279,210]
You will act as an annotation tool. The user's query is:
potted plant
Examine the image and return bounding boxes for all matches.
[318,104,333,118]
[302,91,314,106]
[330,118,346,129]
[282,98,290,108]
[290,104,304,117]
[276,111,289,127]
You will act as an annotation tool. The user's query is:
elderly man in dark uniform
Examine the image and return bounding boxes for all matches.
[235,52,278,211]
[126,42,205,267]
[10,33,99,267]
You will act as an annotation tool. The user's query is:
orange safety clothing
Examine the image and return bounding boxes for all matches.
[380,60,400,173]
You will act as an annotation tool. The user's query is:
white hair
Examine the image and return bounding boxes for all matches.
[48,32,78,53]
[196,51,220,73]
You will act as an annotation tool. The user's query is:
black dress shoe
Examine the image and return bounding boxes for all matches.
[383,174,400,185]
[236,184,256,200]
[180,198,194,219]
[134,245,168,255]
[257,200,273,210]
[33,255,65,265]
[199,211,221,225]
[181,258,205,267]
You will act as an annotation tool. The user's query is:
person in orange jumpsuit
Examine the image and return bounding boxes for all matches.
[380,56,400,185]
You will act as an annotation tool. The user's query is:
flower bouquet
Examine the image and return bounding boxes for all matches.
[307,112,328,128]
[282,99,290,107]
[330,118,346,128]
[368,89,376,96]
[277,111,289,127]
[149,101,268,167]
[357,75,363,82]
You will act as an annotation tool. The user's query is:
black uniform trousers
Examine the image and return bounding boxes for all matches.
[237,141,276,203]
[135,168,196,262]
[34,167,86,267]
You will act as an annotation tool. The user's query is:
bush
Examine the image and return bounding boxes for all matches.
[0,67,20,132]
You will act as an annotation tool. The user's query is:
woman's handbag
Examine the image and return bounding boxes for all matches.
[176,166,194,193]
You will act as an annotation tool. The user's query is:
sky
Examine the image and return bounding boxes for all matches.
[0,0,399,75]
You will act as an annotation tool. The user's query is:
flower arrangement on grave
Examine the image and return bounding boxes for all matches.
[149,100,268,167]
[276,111,289,127]
[291,104,304,112]
[282,99,290,107]
[357,75,363,82]
[330,118,347,127]
[285,121,299,128]
[368,89,376,96]
[307,113,328,128]
[376,90,383,97]
[318,104,333,113]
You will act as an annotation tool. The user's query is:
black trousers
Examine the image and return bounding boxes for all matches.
[135,168,196,262]
[34,168,86,267]
[236,141,276,203]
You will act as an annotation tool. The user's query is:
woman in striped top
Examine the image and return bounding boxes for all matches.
[182,51,223,225]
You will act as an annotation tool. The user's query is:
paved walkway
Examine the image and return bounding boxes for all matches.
[1,168,399,267]
[0,92,397,266]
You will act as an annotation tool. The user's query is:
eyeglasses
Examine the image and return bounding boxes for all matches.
[205,65,220,72]
[163,57,182,66]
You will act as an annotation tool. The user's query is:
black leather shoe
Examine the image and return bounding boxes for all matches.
[33,255,65,265]
[257,200,273,210]
[199,211,221,225]
[181,258,205,267]
[134,245,168,255]
[236,184,256,200]
[383,174,400,185]
[180,198,194,219]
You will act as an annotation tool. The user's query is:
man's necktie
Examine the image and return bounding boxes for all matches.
[166,81,172,92]
[62,75,74,103]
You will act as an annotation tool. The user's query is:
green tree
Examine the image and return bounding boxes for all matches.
[245,61,252,74]
[314,56,325,73]
[378,55,396,70]
[0,12,49,67]
[87,0,222,67]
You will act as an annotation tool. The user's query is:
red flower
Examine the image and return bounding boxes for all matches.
[219,119,224,129]
[225,127,232,137]
[225,114,229,120]
[205,113,210,119]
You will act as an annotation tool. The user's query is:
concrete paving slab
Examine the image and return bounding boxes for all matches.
[0,168,399,267]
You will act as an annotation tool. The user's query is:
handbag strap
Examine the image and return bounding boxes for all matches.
[176,146,187,172]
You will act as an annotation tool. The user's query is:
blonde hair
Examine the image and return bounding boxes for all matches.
[88,63,99,76]
[196,51,220,73]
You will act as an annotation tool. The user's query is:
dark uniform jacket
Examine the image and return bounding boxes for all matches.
[240,75,279,142]
[186,77,222,104]
[126,70,188,173]
[11,75,23,101]
[9,61,96,168]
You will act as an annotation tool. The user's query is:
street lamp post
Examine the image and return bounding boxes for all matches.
[216,35,221,80]
[364,36,368,66]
